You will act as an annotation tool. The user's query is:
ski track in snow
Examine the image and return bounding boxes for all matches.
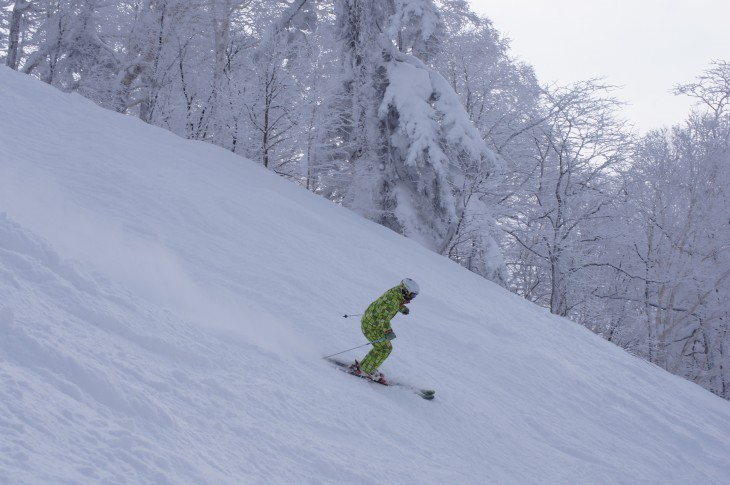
[1,67,730,484]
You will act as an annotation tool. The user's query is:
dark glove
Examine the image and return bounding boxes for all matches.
[400,306,410,315]
[384,328,397,340]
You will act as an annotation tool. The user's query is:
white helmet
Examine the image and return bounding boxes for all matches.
[401,278,420,298]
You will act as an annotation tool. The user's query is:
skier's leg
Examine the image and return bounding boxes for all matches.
[360,341,392,374]
[360,324,392,374]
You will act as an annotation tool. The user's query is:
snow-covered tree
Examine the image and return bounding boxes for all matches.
[239,0,318,175]
[318,0,503,280]
[18,1,118,102]
[621,64,730,397]
[583,62,730,399]
[503,80,632,316]
[112,0,172,118]
[431,5,543,284]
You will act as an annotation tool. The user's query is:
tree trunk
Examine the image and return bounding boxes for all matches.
[6,1,31,70]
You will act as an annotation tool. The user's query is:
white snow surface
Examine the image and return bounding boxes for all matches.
[1,67,730,484]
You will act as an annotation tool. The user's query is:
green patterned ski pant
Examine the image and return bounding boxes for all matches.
[359,323,392,374]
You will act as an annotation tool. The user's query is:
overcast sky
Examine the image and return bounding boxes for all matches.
[467,0,730,133]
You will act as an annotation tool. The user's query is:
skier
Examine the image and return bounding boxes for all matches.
[352,278,420,384]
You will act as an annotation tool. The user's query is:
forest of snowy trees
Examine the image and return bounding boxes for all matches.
[2,0,728,400]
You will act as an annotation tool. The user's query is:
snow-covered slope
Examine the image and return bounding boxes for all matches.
[1,67,729,485]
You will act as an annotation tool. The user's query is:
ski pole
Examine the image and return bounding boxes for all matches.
[342,313,362,318]
[323,340,383,359]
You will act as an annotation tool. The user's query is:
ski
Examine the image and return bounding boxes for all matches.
[326,358,435,400]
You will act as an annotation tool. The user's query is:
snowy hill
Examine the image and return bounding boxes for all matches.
[1,66,730,484]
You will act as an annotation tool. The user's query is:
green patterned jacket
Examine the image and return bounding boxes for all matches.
[362,285,408,330]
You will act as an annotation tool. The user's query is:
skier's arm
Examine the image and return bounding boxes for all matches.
[366,286,407,328]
